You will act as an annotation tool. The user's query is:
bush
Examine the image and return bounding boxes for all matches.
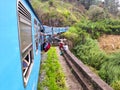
[99,52,120,84]
[111,80,120,90]
[73,38,107,70]
[73,20,107,39]
[62,31,78,43]
[88,5,105,21]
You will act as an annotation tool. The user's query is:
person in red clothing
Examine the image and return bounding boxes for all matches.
[44,42,51,52]
[43,39,51,52]
[59,40,64,55]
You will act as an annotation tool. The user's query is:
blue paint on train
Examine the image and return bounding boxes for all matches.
[0,0,68,90]
[44,25,68,35]
[0,0,43,90]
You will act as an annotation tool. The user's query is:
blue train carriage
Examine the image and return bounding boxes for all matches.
[44,26,68,36]
[0,0,44,90]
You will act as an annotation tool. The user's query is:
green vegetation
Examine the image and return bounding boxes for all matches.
[111,81,120,90]
[74,38,107,70]
[88,5,106,21]
[31,1,120,89]
[62,18,120,89]
[31,0,86,26]
[38,47,67,90]
[99,52,120,84]
[63,19,120,40]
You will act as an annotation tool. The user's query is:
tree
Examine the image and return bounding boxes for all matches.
[104,0,120,15]
[117,11,120,18]
[88,5,105,21]
[79,0,101,9]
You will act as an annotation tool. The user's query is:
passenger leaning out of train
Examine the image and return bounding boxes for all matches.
[43,39,51,52]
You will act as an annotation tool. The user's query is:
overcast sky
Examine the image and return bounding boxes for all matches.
[101,0,120,2]
[101,0,120,5]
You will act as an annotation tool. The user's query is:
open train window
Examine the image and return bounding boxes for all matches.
[34,19,39,53]
[39,25,45,51]
[18,1,33,86]
[38,23,41,44]
[35,38,39,52]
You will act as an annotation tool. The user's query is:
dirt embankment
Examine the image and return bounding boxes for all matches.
[98,35,120,53]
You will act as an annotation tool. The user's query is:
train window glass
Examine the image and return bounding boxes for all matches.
[18,1,33,86]
[38,23,40,31]
[40,25,44,44]
[34,19,38,38]
[38,24,42,45]
[34,26,38,39]
[34,19,39,53]
[35,39,39,53]
[35,30,39,53]
[34,19,37,25]
[19,22,32,52]
[40,25,45,50]
[38,23,41,44]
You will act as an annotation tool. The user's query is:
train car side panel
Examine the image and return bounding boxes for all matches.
[0,1,24,90]
[18,1,41,90]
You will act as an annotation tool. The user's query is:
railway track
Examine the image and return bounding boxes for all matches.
[63,49,113,90]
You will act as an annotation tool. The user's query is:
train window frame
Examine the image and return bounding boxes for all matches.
[17,1,34,87]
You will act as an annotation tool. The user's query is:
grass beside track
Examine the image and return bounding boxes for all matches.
[38,47,67,90]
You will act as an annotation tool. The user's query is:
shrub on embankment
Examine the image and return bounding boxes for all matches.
[72,37,120,89]
[99,52,120,84]
[38,47,67,90]
[62,19,120,90]
[63,19,120,41]
[73,38,107,70]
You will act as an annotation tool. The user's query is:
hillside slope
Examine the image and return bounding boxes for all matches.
[31,0,86,26]
[98,35,120,53]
